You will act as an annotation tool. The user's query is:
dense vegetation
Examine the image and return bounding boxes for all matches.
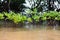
[0,0,60,26]
[0,11,60,25]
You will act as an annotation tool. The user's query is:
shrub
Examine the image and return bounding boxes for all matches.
[42,11,58,20]
[0,13,4,20]
[4,12,14,20]
[0,11,60,24]
[12,13,22,24]
[27,17,32,22]
[4,11,27,24]
[55,12,60,20]
[32,14,40,22]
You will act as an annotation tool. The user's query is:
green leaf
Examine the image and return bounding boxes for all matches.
[0,13,4,19]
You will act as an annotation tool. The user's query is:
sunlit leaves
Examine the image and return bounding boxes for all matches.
[0,13,4,19]
[27,17,32,22]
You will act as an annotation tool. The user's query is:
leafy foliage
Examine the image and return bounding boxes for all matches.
[27,17,32,22]
[0,11,60,24]
[55,12,60,20]
[32,15,40,22]
[0,13,4,19]
[12,13,22,24]
[42,11,58,20]
[4,12,14,20]
[4,11,27,24]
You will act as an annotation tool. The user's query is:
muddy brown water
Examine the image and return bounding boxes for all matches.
[0,27,60,40]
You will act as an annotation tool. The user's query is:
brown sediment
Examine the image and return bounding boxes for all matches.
[0,28,60,40]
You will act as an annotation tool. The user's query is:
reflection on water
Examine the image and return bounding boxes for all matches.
[0,20,60,30]
[0,23,60,31]
[24,24,60,30]
[0,25,60,32]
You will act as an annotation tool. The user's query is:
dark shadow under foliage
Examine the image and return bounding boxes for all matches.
[0,0,60,12]
[0,0,25,12]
